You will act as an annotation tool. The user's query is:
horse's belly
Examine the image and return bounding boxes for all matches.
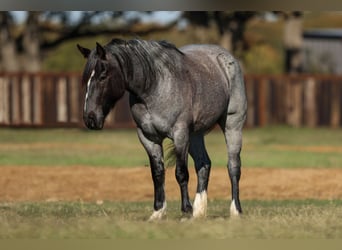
[193,102,227,132]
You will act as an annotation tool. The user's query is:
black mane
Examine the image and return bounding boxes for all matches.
[108,38,184,55]
[82,38,184,89]
[105,38,185,88]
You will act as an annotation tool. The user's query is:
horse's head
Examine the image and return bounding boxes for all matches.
[77,42,126,130]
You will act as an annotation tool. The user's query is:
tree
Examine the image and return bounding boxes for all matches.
[276,11,304,74]
[0,11,178,72]
[183,11,257,55]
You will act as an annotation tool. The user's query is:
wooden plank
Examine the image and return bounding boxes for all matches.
[33,75,42,124]
[285,80,303,127]
[269,79,278,124]
[0,77,10,124]
[293,81,303,127]
[245,78,255,127]
[42,76,57,125]
[330,80,340,128]
[11,76,21,125]
[257,78,269,126]
[320,80,331,125]
[303,78,317,127]
[69,76,80,123]
[57,77,68,122]
[21,75,32,124]
[277,79,287,123]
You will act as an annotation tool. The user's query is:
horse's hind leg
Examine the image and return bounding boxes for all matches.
[219,110,246,217]
[136,128,166,221]
[189,134,211,218]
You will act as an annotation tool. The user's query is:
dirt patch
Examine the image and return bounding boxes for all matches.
[1,166,342,202]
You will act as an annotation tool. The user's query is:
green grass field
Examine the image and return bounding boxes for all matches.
[0,126,341,238]
[1,200,342,238]
[0,126,341,168]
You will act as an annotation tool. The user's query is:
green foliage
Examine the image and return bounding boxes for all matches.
[43,36,113,72]
[244,44,283,74]
[0,126,341,168]
[1,200,342,238]
[41,12,342,74]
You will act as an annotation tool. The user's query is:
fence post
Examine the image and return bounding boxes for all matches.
[57,77,68,122]
[11,76,21,125]
[303,77,317,127]
[33,75,42,125]
[245,78,255,127]
[70,75,81,123]
[257,78,269,126]
[286,79,303,127]
[330,80,341,128]
[0,77,10,124]
[22,75,32,124]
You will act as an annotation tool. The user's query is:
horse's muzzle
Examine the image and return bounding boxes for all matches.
[83,111,104,130]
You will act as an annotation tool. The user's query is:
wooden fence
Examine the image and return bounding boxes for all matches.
[245,75,342,128]
[0,73,341,128]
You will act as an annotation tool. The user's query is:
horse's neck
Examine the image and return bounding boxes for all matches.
[125,57,158,100]
[123,47,182,100]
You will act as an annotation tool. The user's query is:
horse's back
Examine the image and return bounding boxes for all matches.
[180,44,244,92]
[179,44,246,132]
[180,44,231,58]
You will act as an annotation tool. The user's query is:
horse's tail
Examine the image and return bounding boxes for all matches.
[164,140,177,168]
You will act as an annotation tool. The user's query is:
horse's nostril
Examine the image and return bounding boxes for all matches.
[84,111,97,129]
[89,117,96,128]
[88,111,96,120]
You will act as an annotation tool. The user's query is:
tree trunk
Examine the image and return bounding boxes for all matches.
[219,31,233,52]
[21,12,41,72]
[0,12,20,71]
[283,12,303,74]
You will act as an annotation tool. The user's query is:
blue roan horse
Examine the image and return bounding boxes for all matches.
[77,38,247,220]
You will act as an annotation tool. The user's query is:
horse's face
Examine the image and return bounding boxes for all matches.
[77,42,126,130]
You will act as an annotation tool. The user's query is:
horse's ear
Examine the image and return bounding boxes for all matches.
[96,42,106,60]
[77,44,91,58]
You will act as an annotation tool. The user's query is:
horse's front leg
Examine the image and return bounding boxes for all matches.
[137,128,166,221]
[173,126,192,215]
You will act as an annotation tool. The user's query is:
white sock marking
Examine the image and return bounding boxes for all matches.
[84,70,95,112]
[148,201,167,221]
[193,191,207,218]
[230,199,240,216]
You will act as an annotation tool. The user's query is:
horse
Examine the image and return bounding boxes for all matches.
[77,38,247,220]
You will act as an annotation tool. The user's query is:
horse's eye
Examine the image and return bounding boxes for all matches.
[99,72,107,81]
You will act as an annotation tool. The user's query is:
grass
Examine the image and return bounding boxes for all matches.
[0,126,341,168]
[1,126,341,239]
[1,199,342,238]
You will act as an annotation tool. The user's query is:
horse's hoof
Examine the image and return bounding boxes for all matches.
[182,205,193,215]
[193,191,208,218]
[148,202,167,221]
[230,199,242,217]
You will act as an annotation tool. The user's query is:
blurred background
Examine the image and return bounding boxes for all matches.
[0,11,341,128]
